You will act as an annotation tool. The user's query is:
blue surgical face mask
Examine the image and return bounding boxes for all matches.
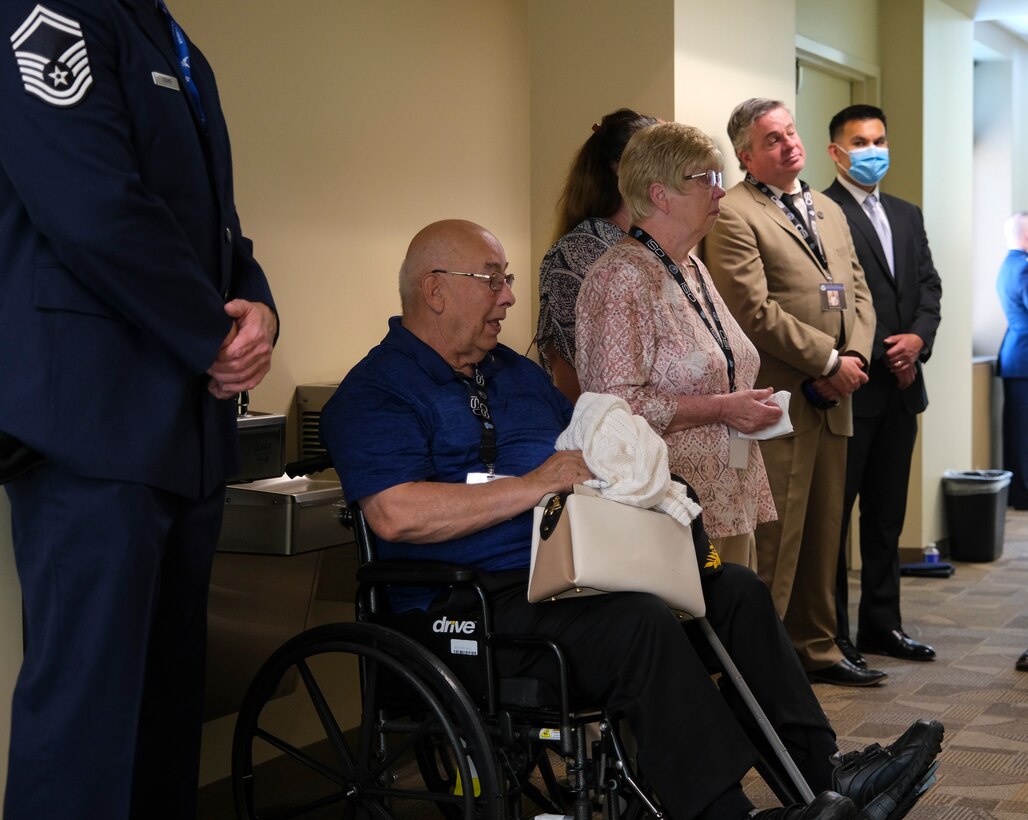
[836,144,890,186]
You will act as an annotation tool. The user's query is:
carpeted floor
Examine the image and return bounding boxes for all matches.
[205,512,1028,818]
[745,508,1028,817]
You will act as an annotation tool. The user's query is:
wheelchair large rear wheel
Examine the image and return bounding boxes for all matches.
[232,621,502,820]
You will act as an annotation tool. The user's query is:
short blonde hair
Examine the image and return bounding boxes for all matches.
[617,122,723,224]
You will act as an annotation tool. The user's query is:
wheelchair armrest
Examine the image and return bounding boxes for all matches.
[356,560,478,586]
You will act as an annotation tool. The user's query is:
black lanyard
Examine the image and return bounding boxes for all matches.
[456,366,497,473]
[629,226,737,393]
[746,174,829,275]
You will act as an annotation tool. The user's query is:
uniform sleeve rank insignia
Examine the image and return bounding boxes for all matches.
[10,4,93,107]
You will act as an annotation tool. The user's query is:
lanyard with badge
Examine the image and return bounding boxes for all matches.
[457,366,507,483]
[628,226,749,469]
[745,173,847,313]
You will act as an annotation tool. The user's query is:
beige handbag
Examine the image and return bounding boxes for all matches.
[528,484,706,616]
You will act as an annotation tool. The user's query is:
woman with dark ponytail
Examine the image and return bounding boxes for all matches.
[536,109,657,402]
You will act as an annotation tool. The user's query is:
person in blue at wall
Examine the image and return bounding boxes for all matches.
[321,218,944,820]
[0,2,277,818]
[998,211,1028,514]
[998,212,1028,673]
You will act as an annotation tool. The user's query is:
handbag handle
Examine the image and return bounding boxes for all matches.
[538,492,570,541]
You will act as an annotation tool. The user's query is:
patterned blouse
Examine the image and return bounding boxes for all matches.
[575,239,777,538]
[535,217,626,376]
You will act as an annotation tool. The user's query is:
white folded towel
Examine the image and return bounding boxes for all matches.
[555,392,702,526]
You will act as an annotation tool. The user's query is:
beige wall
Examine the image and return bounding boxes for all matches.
[797,0,880,65]
[527,0,674,323]
[883,0,976,546]
[674,0,796,186]
[175,0,534,422]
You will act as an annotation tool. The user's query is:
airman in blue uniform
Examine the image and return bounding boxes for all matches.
[0,2,277,816]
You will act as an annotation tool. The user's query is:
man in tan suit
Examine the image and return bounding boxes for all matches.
[703,98,884,687]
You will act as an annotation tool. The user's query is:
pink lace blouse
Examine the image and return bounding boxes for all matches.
[575,239,777,538]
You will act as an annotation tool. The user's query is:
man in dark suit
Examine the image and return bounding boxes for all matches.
[998,212,1028,513]
[823,105,942,668]
[0,2,277,817]
[704,99,884,687]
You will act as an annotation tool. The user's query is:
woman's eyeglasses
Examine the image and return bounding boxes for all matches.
[683,170,724,189]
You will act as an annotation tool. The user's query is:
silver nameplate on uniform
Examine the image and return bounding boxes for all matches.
[152,72,181,91]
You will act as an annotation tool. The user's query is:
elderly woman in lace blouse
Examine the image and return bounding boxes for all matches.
[576,123,782,569]
[535,109,658,402]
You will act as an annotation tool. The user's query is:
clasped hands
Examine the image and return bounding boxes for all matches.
[207,299,278,399]
[809,354,868,404]
[882,333,923,390]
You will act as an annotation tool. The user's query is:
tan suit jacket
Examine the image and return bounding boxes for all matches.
[704,181,874,434]
[702,180,875,669]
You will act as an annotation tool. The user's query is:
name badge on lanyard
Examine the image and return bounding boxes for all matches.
[466,472,511,484]
[820,282,847,311]
[728,430,749,469]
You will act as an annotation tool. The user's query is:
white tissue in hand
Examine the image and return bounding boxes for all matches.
[737,390,793,440]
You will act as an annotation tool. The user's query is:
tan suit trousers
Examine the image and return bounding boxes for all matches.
[755,414,846,670]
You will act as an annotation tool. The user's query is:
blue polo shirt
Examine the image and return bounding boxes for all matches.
[321,317,573,609]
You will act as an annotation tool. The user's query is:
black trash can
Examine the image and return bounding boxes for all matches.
[942,470,1012,562]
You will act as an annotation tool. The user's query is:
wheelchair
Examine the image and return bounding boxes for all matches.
[231,461,813,820]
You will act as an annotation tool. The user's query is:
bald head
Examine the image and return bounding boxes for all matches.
[399,219,501,314]
[398,219,513,374]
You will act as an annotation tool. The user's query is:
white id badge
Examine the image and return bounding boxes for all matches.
[728,430,749,469]
[466,472,511,484]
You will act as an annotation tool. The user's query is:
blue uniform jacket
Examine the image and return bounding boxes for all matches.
[0,0,275,498]
[997,249,1028,379]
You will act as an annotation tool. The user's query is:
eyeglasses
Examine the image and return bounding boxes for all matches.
[684,170,724,189]
[431,269,515,292]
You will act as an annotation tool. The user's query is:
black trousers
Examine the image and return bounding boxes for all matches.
[4,464,224,820]
[1003,377,1028,509]
[835,391,918,638]
[484,564,835,819]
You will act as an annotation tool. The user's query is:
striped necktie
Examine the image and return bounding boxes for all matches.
[863,194,894,274]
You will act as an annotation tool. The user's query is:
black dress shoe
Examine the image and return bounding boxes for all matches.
[808,658,887,687]
[752,790,856,819]
[857,629,935,661]
[831,719,944,819]
[1017,648,1028,671]
[835,636,867,668]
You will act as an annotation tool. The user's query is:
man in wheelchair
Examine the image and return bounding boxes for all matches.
[320,219,943,820]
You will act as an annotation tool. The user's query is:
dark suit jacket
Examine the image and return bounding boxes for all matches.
[997,249,1028,378]
[823,180,941,417]
[0,0,275,498]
